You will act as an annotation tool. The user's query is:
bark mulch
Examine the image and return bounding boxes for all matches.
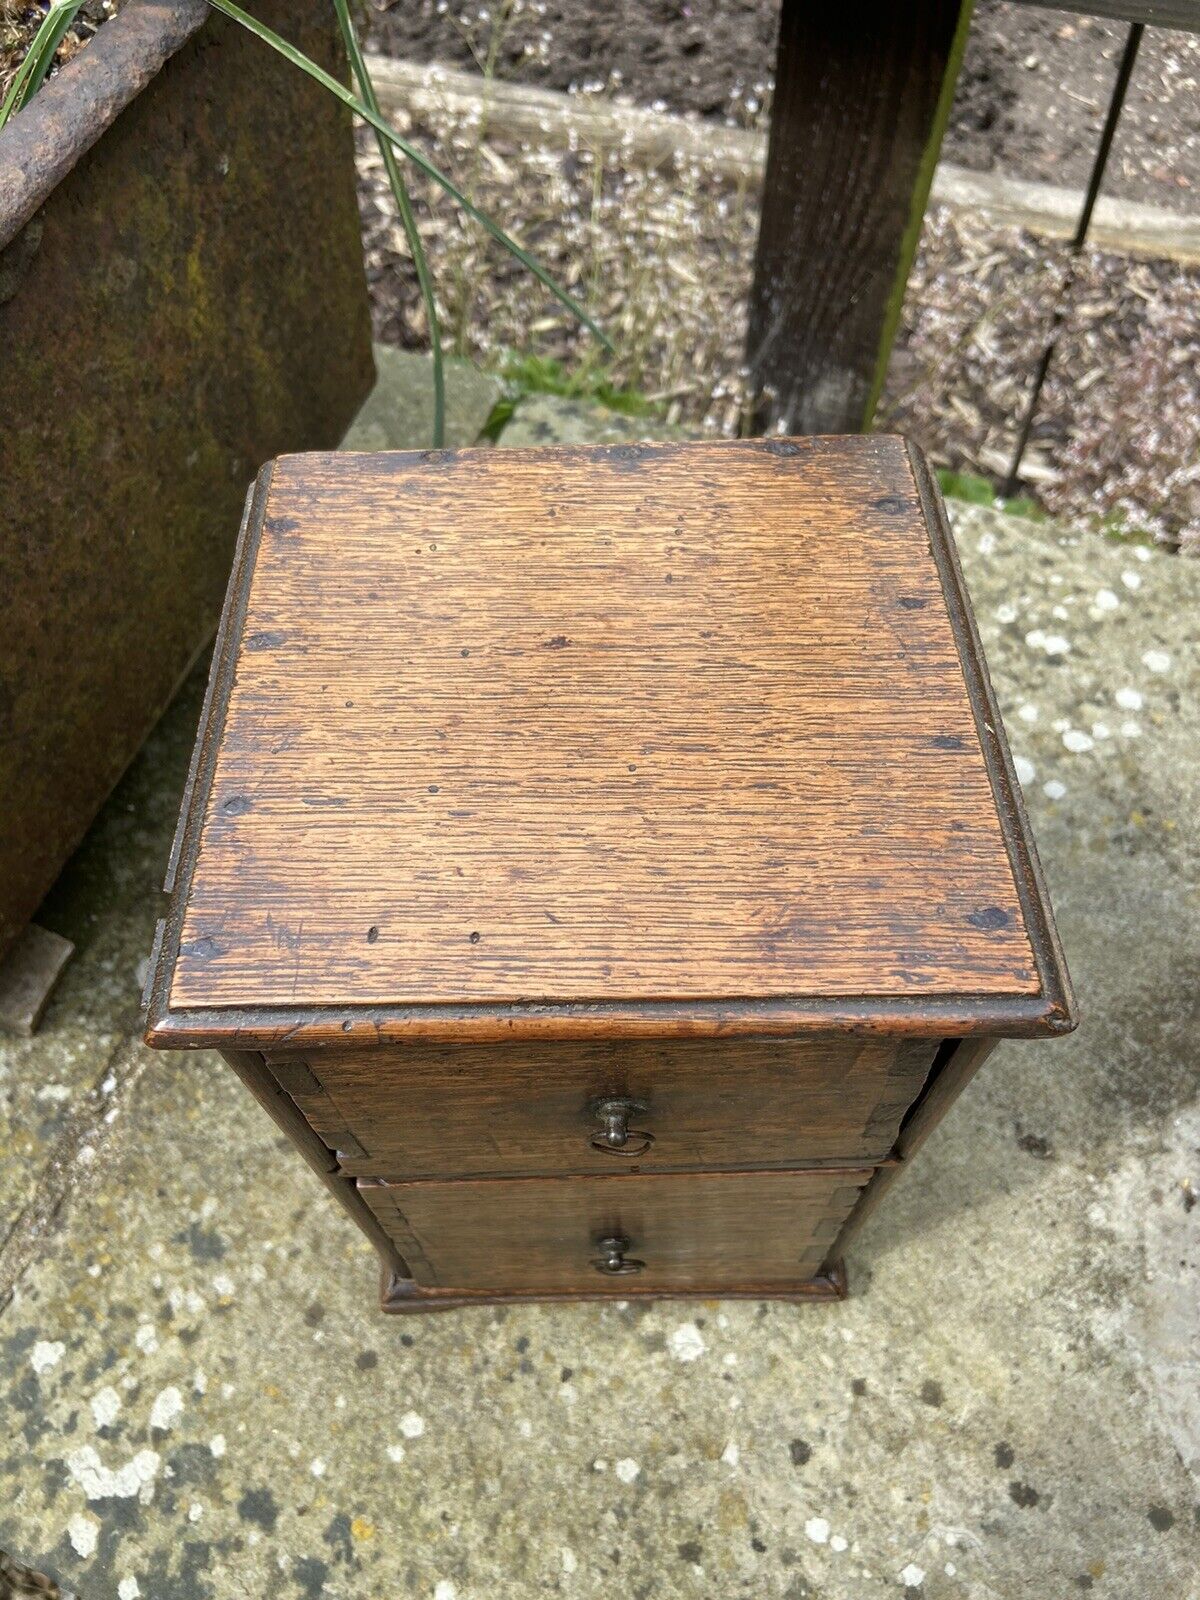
[357,114,1200,550]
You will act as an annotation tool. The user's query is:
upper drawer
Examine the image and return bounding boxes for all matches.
[267,1036,935,1179]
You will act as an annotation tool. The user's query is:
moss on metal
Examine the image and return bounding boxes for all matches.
[0,0,374,960]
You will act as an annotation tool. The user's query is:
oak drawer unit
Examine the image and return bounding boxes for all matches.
[143,436,1075,1313]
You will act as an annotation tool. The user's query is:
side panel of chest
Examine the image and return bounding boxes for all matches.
[267,1036,935,1179]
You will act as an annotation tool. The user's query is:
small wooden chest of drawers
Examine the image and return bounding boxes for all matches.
[144,436,1074,1313]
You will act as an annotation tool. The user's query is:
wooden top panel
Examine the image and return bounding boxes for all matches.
[153,437,1073,1042]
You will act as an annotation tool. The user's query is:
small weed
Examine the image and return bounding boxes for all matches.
[938,468,996,507]
[1003,494,1045,522]
[938,468,1046,522]
[482,352,661,440]
[1098,512,1158,548]
[938,469,1166,548]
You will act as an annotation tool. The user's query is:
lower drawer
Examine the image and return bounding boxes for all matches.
[358,1168,873,1295]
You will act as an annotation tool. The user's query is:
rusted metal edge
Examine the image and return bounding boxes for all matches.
[0,0,210,248]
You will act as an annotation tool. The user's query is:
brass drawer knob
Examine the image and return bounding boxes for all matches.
[592,1234,645,1275]
[589,1096,654,1156]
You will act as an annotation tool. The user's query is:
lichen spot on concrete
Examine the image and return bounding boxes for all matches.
[68,1512,100,1559]
[149,1385,184,1432]
[669,1322,705,1362]
[30,1340,65,1375]
[91,1385,122,1429]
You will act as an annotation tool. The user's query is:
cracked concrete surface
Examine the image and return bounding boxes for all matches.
[0,390,1197,1598]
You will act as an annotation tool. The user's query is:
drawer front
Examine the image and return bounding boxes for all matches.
[273,1037,932,1179]
[359,1169,871,1294]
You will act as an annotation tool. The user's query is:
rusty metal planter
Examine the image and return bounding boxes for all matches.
[0,0,374,962]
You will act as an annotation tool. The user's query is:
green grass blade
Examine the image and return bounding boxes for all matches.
[205,0,611,353]
[331,0,445,448]
[0,51,40,127]
[0,1,86,129]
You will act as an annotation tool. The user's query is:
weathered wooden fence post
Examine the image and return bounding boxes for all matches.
[746,0,973,435]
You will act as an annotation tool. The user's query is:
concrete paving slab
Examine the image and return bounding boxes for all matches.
[0,669,206,1242]
[0,926,75,1040]
[340,345,501,452]
[1,423,1197,1598]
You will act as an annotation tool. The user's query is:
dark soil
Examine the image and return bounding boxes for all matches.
[365,0,1200,210]
[368,0,778,122]
[356,103,1200,548]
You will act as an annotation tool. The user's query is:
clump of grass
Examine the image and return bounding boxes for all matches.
[0,0,85,128]
[1098,513,1158,549]
[938,468,1045,523]
[481,352,661,441]
[937,468,1167,546]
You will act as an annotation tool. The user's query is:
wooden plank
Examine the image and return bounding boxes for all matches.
[367,63,1200,267]
[933,161,1200,265]
[1010,0,1200,31]
[365,54,761,177]
[153,438,1055,1027]
[371,62,1200,266]
[746,0,972,434]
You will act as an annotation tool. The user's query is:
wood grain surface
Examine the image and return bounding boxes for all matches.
[279,1036,934,1178]
[358,1168,873,1293]
[747,0,968,433]
[158,437,1050,1031]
